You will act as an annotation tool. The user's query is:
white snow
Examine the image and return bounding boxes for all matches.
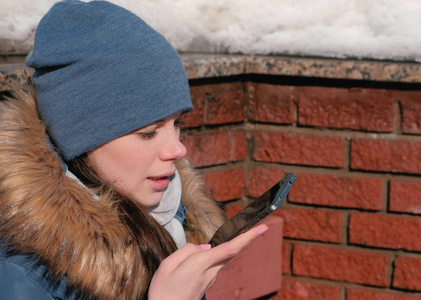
[1,0,421,62]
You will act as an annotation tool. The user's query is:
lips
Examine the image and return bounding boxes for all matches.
[147,172,175,191]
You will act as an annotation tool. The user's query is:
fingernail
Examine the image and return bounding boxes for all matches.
[200,244,211,250]
[258,226,269,235]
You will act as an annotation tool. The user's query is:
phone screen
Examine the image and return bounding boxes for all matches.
[209,172,296,247]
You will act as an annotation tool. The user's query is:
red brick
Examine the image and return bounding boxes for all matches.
[347,288,421,300]
[230,131,247,161]
[247,83,295,124]
[393,256,421,291]
[190,82,245,125]
[282,242,291,274]
[293,245,390,286]
[253,131,345,167]
[298,87,395,132]
[399,91,421,134]
[351,139,421,174]
[183,132,230,167]
[289,173,383,210]
[270,278,341,300]
[276,208,342,243]
[349,213,421,252]
[390,180,421,214]
[186,86,206,127]
[205,168,245,202]
[246,168,284,198]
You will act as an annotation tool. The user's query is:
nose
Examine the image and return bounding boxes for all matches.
[160,133,187,161]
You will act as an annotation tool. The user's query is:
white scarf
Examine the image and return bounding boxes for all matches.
[148,170,187,248]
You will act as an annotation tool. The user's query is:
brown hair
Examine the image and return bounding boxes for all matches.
[67,154,178,295]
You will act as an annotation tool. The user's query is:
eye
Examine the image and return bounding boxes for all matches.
[137,130,157,140]
[135,123,159,140]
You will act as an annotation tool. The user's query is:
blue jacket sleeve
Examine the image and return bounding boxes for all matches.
[0,259,55,300]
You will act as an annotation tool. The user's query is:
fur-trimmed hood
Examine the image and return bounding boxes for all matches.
[0,87,226,299]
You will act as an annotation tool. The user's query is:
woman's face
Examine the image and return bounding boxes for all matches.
[87,112,187,207]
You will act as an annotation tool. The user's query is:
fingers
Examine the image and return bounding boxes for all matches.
[200,223,269,269]
[226,223,268,254]
[214,223,268,257]
[158,224,269,280]
[158,243,209,272]
[149,225,269,300]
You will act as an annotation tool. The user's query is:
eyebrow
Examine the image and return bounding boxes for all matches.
[146,111,187,127]
[177,111,188,118]
[161,111,187,122]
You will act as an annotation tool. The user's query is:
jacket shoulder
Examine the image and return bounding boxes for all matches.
[0,249,69,300]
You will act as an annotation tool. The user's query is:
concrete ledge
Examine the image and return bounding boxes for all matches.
[181,53,421,83]
[2,53,421,92]
[0,64,33,92]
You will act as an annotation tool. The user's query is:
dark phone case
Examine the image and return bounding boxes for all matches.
[209,172,297,247]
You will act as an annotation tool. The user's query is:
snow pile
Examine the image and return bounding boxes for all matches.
[1,0,421,61]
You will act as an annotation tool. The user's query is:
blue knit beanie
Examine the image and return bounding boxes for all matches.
[26,0,193,161]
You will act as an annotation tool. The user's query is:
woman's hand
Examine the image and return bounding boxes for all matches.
[148,224,269,300]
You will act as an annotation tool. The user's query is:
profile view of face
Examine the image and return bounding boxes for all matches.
[87,112,187,207]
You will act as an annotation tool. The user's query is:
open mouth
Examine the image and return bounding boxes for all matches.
[147,175,171,190]
[149,176,170,181]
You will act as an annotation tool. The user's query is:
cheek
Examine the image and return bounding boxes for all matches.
[99,153,153,191]
[86,136,159,198]
[87,147,131,185]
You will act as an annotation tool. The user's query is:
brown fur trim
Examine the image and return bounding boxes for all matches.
[176,159,227,244]
[0,86,225,299]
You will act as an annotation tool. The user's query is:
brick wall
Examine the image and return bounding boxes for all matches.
[183,76,421,299]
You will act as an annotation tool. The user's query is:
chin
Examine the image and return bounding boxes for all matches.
[133,191,164,208]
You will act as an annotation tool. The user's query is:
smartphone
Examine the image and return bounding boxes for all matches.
[209,172,297,247]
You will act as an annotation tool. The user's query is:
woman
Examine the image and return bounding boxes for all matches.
[0,1,268,299]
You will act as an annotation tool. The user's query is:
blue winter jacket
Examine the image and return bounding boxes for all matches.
[0,246,76,299]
